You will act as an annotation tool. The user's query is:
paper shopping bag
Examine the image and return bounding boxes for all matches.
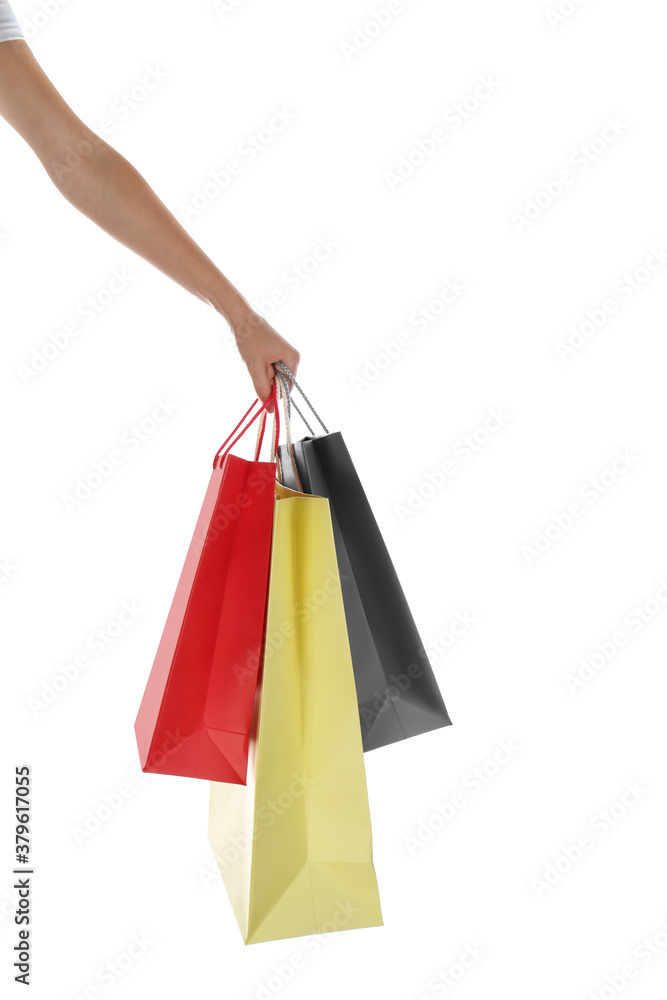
[276,371,452,752]
[208,480,383,944]
[134,390,278,783]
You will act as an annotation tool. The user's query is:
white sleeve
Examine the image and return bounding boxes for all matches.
[0,0,25,42]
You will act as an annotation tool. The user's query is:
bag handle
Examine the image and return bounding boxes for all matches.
[212,378,280,470]
[273,362,329,435]
[252,388,281,463]
[274,369,303,491]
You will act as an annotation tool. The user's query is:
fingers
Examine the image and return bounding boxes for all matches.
[233,309,300,411]
[274,350,301,393]
[286,349,301,379]
[273,363,292,394]
[254,365,275,413]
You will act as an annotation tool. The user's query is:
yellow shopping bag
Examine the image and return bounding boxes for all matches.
[208,481,383,945]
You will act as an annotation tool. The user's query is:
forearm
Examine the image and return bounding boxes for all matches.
[0,38,300,402]
[47,139,249,324]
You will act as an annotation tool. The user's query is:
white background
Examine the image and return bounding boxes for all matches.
[2,0,667,997]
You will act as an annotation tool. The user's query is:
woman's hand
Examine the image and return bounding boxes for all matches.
[228,302,300,410]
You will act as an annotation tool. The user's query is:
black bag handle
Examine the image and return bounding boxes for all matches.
[273,362,329,436]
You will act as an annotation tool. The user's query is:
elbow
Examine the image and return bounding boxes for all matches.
[42,131,112,193]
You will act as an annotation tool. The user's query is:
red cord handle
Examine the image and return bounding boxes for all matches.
[212,380,279,469]
[254,410,267,462]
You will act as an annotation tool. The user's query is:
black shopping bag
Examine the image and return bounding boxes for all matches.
[275,364,452,752]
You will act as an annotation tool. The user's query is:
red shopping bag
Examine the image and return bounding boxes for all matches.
[134,383,280,783]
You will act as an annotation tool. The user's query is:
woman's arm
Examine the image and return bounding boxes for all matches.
[0,38,299,403]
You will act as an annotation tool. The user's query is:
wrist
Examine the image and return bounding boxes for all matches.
[221,295,252,328]
[205,275,251,326]
[222,298,265,346]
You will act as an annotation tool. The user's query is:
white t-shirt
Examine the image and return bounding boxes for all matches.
[0,0,24,42]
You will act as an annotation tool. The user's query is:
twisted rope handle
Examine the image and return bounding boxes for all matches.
[273,362,329,435]
[274,369,303,492]
[254,380,281,462]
